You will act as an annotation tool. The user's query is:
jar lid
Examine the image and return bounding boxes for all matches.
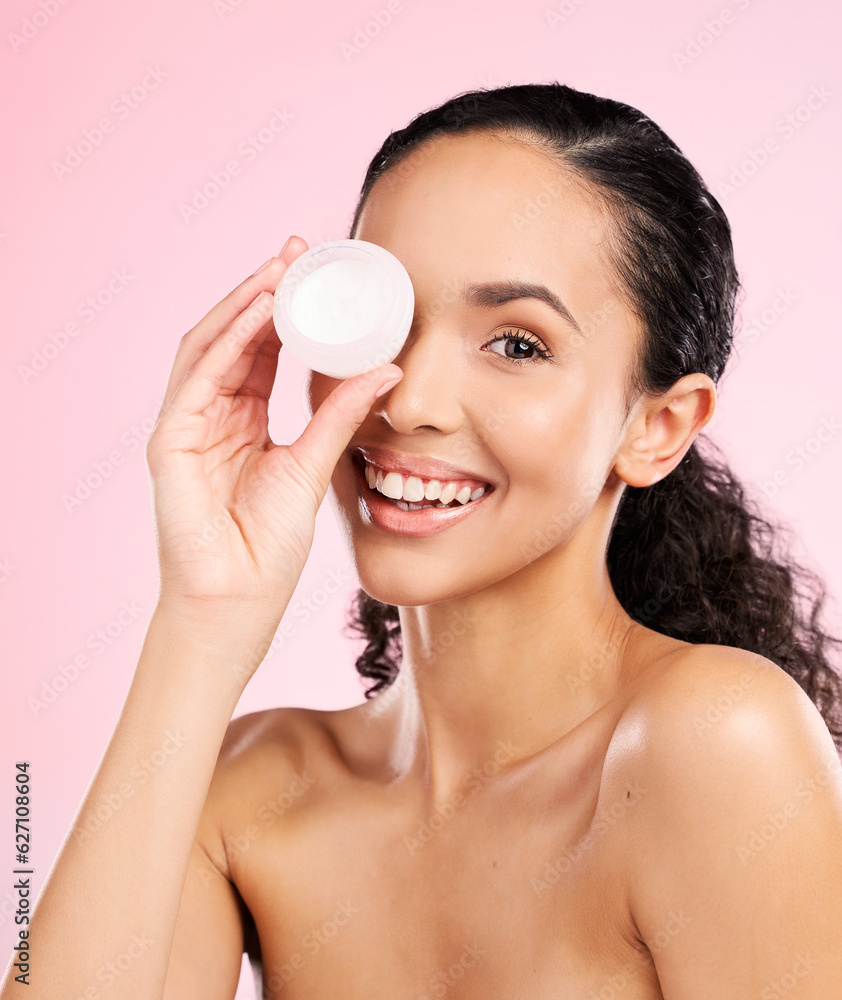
[273,239,414,378]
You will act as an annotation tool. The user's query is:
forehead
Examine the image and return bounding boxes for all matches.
[355,131,628,336]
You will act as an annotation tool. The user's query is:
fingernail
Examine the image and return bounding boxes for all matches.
[375,377,402,398]
[252,257,274,275]
[279,236,294,255]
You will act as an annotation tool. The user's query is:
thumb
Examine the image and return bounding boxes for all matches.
[287,363,404,499]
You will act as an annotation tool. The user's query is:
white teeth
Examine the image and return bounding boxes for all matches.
[381,471,405,500]
[361,459,490,508]
[438,481,458,505]
[394,500,436,511]
[403,475,426,502]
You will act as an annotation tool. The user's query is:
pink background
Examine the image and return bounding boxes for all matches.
[2,0,840,991]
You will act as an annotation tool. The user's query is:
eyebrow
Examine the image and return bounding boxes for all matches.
[462,280,582,333]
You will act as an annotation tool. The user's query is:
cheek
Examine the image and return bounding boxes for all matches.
[498,397,582,482]
[499,390,615,505]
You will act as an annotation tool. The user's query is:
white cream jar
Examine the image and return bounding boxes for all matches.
[273,239,415,378]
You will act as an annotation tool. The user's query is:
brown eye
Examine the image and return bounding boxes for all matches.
[484,328,553,364]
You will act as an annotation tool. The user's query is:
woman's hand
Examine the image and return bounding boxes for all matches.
[145,236,402,631]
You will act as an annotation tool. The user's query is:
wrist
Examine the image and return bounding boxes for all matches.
[153,591,286,637]
[145,598,286,694]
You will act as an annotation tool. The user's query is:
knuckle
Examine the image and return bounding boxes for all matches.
[144,432,164,465]
[325,385,362,422]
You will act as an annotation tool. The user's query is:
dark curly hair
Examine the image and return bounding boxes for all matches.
[340,81,842,751]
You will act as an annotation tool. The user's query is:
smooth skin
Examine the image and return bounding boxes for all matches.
[6,133,841,999]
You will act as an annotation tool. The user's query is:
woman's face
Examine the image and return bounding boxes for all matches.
[305,131,643,607]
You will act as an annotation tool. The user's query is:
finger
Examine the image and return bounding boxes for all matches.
[161,236,309,407]
[237,319,282,401]
[160,292,276,422]
[212,309,279,398]
[160,309,280,417]
[286,364,404,500]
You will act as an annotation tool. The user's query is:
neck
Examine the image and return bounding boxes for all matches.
[376,506,643,806]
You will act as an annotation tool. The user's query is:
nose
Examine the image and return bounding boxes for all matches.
[373,322,464,435]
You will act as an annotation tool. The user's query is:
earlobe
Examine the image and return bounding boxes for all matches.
[615,374,716,488]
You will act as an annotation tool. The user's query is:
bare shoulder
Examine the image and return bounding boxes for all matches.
[605,640,841,807]
[608,639,842,898]
[616,640,839,769]
[211,703,357,789]
[217,705,328,765]
[196,705,349,875]
[601,647,842,992]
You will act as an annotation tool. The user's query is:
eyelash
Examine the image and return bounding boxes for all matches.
[484,328,554,365]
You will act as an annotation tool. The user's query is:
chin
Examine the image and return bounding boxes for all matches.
[352,558,459,609]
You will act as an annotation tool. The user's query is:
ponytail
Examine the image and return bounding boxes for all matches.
[607,436,842,748]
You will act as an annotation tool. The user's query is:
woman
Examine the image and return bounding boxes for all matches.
[6,83,842,999]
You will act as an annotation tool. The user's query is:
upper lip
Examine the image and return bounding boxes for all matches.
[351,445,495,487]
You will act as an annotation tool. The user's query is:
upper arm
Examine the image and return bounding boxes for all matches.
[161,836,247,999]
[624,648,842,999]
[161,713,265,1000]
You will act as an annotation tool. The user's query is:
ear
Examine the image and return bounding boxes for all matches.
[614,373,717,488]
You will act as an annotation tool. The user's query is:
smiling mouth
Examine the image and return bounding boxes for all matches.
[351,453,494,511]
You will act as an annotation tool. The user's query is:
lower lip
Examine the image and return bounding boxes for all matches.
[351,457,494,538]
